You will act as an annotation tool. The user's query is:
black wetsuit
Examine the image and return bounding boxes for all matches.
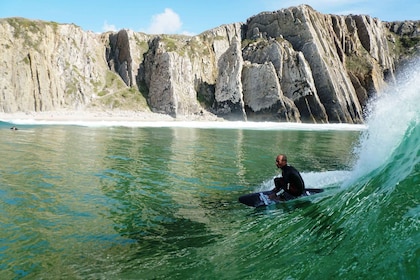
[274,165,305,197]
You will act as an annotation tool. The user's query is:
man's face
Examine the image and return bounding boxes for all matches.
[276,156,286,169]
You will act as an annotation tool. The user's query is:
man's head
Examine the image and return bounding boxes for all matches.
[275,154,287,169]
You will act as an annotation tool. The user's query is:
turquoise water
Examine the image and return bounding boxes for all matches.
[0,61,419,279]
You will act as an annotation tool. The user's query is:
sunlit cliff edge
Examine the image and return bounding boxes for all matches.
[0,5,419,123]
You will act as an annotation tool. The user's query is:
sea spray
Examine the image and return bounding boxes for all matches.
[347,57,420,184]
[315,58,420,279]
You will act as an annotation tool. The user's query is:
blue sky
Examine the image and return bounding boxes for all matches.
[0,0,418,35]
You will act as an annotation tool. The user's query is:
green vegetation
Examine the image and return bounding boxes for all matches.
[345,54,373,75]
[22,56,30,65]
[388,28,420,58]
[95,71,125,97]
[105,70,126,88]
[241,37,270,49]
[135,39,149,52]
[400,36,420,48]
[344,44,373,75]
[97,87,149,110]
[197,92,213,108]
[65,79,78,96]
[90,78,101,94]
[241,38,254,49]
[97,90,107,97]
[101,88,147,109]
[162,36,178,52]
[397,35,420,57]
[133,36,149,63]
[186,37,210,57]
[5,18,59,52]
[158,34,212,60]
[7,17,42,35]
[196,82,215,109]
[138,80,149,99]
[92,70,149,110]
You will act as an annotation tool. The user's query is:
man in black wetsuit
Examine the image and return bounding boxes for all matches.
[269,154,305,201]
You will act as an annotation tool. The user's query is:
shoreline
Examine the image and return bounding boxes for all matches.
[0,110,367,131]
[0,110,223,123]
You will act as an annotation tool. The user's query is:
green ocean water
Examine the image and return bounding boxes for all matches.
[0,61,419,279]
[0,124,358,278]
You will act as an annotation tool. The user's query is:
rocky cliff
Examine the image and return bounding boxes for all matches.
[0,5,419,123]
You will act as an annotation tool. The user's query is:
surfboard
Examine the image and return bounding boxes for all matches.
[238,188,324,208]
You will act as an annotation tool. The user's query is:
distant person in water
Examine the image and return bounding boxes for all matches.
[10,126,18,130]
[269,154,305,201]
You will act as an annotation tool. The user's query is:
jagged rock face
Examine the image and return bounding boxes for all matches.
[0,18,107,112]
[388,21,420,36]
[245,5,370,123]
[108,30,133,87]
[385,21,420,66]
[213,38,247,120]
[138,35,210,116]
[242,61,282,112]
[141,38,201,116]
[107,29,152,89]
[138,23,244,118]
[242,38,327,122]
[242,61,301,122]
[0,7,419,123]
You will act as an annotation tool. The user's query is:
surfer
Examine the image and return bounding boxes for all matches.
[269,154,305,201]
[10,126,18,130]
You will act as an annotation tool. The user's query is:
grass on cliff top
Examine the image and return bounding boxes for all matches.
[5,17,59,33]
[5,18,60,51]
[387,27,420,58]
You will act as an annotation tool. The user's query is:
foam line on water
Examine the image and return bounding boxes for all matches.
[1,118,367,131]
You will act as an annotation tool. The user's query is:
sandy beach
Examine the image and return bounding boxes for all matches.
[0,110,223,123]
[0,110,368,131]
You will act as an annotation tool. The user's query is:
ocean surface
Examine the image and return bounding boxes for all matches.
[1,61,419,279]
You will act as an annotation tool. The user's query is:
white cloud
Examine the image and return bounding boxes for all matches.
[102,21,117,32]
[146,8,182,34]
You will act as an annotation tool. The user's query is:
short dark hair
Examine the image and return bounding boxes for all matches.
[278,154,287,162]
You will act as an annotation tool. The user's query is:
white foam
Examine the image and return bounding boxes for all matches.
[348,57,420,183]
[303,170,352,188]
[255,170,350,192]
[2,118,367,131]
